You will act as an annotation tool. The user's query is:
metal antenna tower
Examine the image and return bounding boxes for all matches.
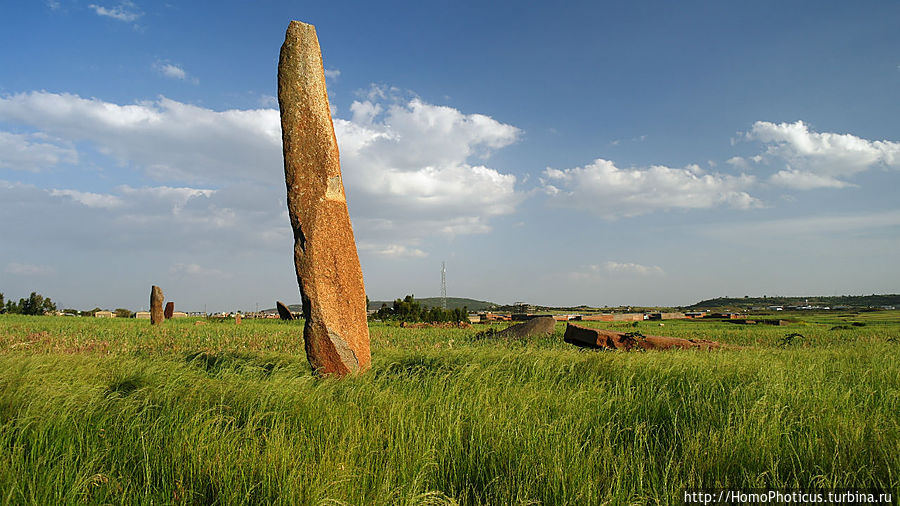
[441,261,447,309]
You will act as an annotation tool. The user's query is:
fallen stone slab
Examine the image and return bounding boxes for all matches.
[563,323,726,351]
[276,301,294,321]
[150,285,164,325]
[495,316,556,339]
[279,20,371,375]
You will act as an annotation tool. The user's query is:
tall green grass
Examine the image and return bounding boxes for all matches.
[0,313,898,504]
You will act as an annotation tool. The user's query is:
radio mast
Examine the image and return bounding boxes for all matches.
[441,261,447,309]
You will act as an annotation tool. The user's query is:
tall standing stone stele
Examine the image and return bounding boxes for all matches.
[150,285,164,325]
[278,20,371,375]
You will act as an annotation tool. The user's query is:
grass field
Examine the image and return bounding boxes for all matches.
[1,312,898,504]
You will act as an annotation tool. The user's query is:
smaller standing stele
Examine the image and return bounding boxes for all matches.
[150,285,164,325]
[276,301,295,321]
[278,20,371,376]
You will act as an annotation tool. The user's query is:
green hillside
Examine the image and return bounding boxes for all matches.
[368,297,495,312]
[687,294,900,310]
[264,297,495,314]
[261,304,302,313]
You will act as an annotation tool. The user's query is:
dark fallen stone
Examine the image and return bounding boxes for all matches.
[494,316,556,339]
[563,323,727,351]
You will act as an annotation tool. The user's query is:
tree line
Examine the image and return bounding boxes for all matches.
[370,294,468,323]
[0,291,134,317]
[0,291,57,316]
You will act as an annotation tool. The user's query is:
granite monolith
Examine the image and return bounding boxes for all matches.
[278,20,371,375]
[164,301,174,320]
[150,286,164,325]
[276,301,295,321]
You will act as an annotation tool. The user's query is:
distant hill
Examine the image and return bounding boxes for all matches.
[687,294,900,310]
[261,303,302,313]
[264,297,496,314]
[368,297,496,312]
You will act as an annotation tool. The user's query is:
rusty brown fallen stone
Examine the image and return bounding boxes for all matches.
[278,20,371,376]
[563,323,726,351]
[276,301,294,321]
[164,301,174,320]
[150,285,164,325]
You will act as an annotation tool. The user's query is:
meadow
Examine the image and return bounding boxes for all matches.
[0,311,898,504]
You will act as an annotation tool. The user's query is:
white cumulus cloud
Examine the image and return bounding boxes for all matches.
[358,242,427,258]
[768,169,855,190]
[542,158,759,219]
[0,91,281,184]
[88,1,141,22]
[334,94,524,250]
[745,120,900,189]
[0,89,525,259]
[600,261,664,276]
[159,63,186,80]
[50,189,124,208]
[0,132,78,171]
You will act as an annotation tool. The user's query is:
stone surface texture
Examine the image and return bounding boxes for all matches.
[564,323,725,351]
[276,301,295,321]
[278,20,371,375]
[150,286,164,325]
[495,317,556,339]
[164,301,174,320]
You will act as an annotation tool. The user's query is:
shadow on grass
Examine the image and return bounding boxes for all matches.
[105,373,145,398]
[376,354,464,378]
[184,351,309,378]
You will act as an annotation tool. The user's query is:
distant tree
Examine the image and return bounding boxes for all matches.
[5,299,20,314]
[19,292,57,316]
[370,295,468,323]
[393,295,422,322]
[114,308,134,318]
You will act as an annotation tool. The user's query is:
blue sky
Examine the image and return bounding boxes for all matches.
[1,1,898,312]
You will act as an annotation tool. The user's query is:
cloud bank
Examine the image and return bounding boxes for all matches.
[542,159,759,219]
[742,120,900,189]
[0,90,524,257]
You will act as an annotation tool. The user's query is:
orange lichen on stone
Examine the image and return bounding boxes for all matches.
[278,20,371,376]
